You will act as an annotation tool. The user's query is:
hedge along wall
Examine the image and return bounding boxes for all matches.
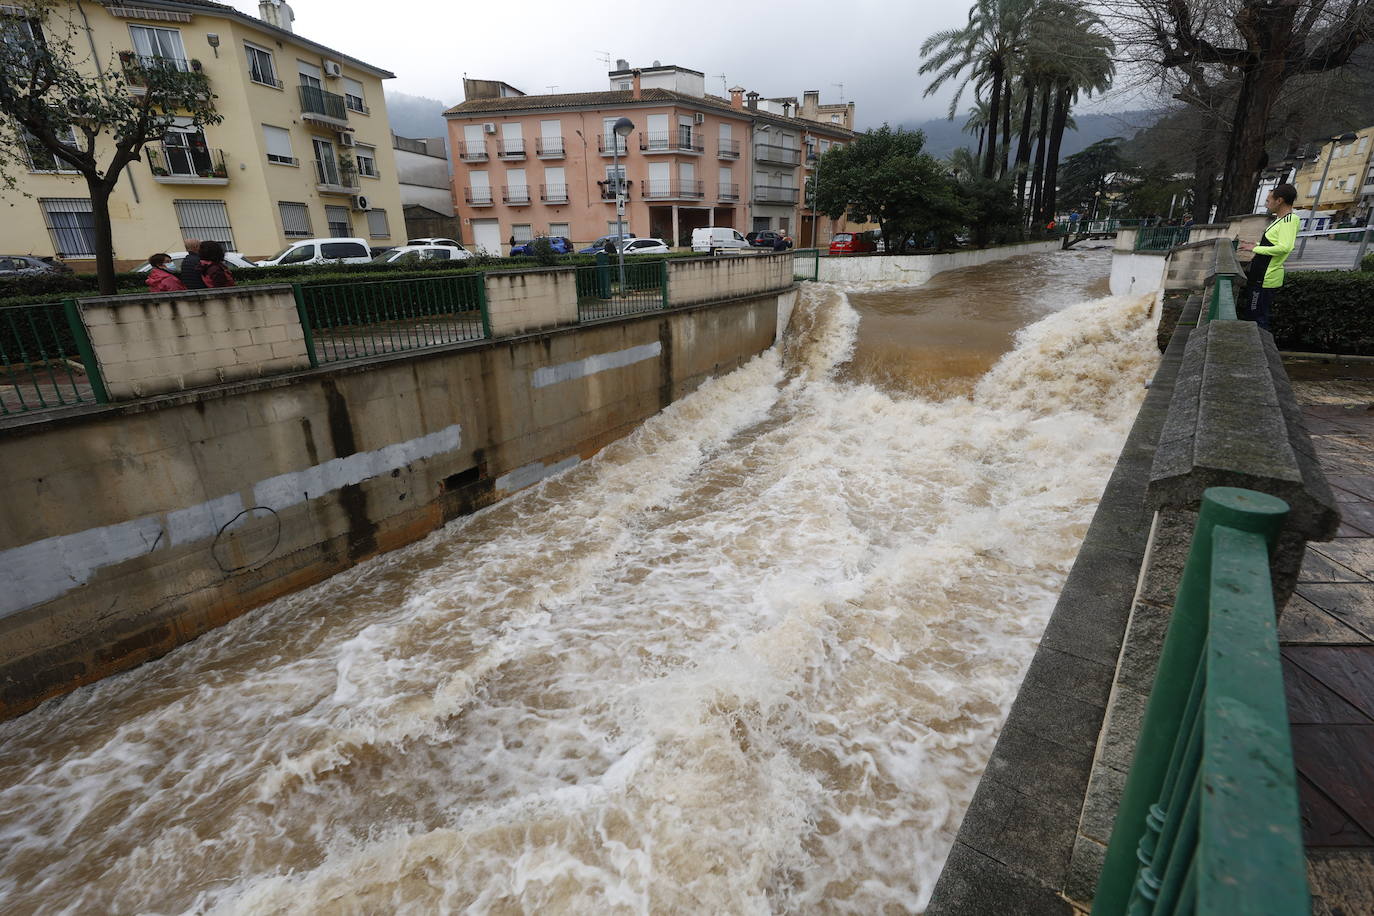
[1272,270,1374,356]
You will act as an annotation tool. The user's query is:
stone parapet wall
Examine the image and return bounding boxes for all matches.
[484,268,579,337]
[666,254,791,307]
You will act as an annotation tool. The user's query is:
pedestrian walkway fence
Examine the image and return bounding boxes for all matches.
[792,248,820,281]
[1093,487,1308,916]
[0,300,107,415]
[293,274,489,367]
[1136,226,1193,251]
[573,260,667,321]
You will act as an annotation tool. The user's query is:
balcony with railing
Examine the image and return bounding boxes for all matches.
[118,51,204,94]
[597,134,630,157]
[465,187,494,206]
[503,184,531,205]
[314,158,359,194]
[541,183,569,203]
[458,140,488,162]
[754,143,801,167]
[717,182,740,202]
[641,179,705,201]
[298,84,348,126]
[599,180,630,201]
[536,137,565,159]
[497,138,526,160]
[753,184,799,204]
[639,132,705,154]
[718,138,741,159]
[147,144,228,184]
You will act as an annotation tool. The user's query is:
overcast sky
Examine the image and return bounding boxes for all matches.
[225,0,998,128]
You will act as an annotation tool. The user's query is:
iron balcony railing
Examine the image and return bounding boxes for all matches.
[1135,226,1191,251]
[753,185,799,204]
[298,84,348,122]
[540,183,569,203]
[0,300,108,416]
[718,138,741,159]
[574,260,668,321]
[641,179,704,200]
[293,276,490,367]
[755,143,801,166]
[597,134,629,156]
[458,140,487,162]
[464,187,494,206]
[502,184,531,204]
[314,159,359,191]
[1093,487,1308,916]
[536,137,565,158]
[718,182,740,201]
[599,181,630,201]
[119,51,199,86]
[147,144,227,181]
[497,138,526,159]
[639,132,705,153]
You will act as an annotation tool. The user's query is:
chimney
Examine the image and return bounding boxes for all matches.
[745,91,759,110]
[616,58,629,71]
[729,86,744,110]
[259,0,294,31]
[802,89,819,119]
[782,101,793,118]
[631,69,642,100]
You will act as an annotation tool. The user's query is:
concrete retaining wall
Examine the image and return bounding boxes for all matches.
[667,255,792,307]
[1108,251,1169,298]
[815,239,1062,286]
[485,268,579,337]
[0,291,784,719]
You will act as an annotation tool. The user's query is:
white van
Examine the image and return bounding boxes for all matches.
[691,227,750,254]
[256,237,373,267]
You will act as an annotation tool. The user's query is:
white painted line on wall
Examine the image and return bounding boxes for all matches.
[0,423,464,620]
[495,455,581,492]
[531,342,662,389]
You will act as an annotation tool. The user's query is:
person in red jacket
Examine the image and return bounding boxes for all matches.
[198,240,236,288]
[145,253,187,293]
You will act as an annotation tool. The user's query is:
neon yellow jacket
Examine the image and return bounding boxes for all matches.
[1252,212,1299,289]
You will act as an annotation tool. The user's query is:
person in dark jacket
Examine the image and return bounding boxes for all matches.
[145,253,186,293]
[179,238,206,289]
[198,240,236,288]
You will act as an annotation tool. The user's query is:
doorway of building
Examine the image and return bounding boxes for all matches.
[677,208,710,246]
[471,219,502,256]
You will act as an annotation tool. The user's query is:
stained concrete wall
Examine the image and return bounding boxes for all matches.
[485,268,579,337]
[815,240,1062,286]
[0,290,783,719]
[667,254,792,307]
[82,286,311,400]
[1108,251,1169,298]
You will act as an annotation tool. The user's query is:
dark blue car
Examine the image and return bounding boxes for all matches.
[510,236,574,256]
[577,234,636,254]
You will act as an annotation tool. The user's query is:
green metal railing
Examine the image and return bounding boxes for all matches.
[293,274,488,366]
[1093,487,1308,916]
[1136,226,1192,252]
[1206,276,1237,322]
[574,260,667,321]
[792,248,820,281]
[0,300,107,415]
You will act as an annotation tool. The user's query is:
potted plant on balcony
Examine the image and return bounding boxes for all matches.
[146,148,169,176]
[338,153,357,185]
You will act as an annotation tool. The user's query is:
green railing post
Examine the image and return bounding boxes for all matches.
[477,272,493,339]
[291,283,319,369]
[1093,487,1289,916]
[61,298,108,404]
[660,259,670,309]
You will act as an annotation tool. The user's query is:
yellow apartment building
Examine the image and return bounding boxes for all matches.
[0,0,404,268]
[1291,126,1374,226]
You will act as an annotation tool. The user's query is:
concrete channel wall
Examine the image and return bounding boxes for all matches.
[815,239,1062,286]
[0,258,796,719]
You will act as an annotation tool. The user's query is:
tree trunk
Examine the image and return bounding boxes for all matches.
[86,177,118,295]
[1001,76,1012,179]
[983,64,1003,179]
[1191,130,1220,223]
[1042,85,1071,223]
[1015,76,1035,208]
[1215,55,1287,218]
[976,126,985,161]
[1030,85,1051,222]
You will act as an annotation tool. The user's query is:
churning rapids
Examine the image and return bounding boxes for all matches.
[0,249,1158,915]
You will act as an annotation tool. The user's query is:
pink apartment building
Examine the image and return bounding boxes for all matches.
[444,65,858,254]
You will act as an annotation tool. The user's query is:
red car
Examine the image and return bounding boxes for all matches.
[828,232,877,254]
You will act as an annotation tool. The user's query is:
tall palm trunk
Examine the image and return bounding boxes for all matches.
[976,126,985,161]
[1014,75,1035,208]
[983,63,1003,179]
[1001,76,1012,179]
[1030,84,1050,221]
[1042,84,1071,221]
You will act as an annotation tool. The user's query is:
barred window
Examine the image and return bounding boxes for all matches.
[39,198,95,258]
[279,201,311,238]
[325,205,351,238]
[174,199,234,249]
[365,208,389,238]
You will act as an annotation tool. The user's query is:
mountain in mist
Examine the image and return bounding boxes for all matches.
[384,91,456,141]
[907,109,1163,161]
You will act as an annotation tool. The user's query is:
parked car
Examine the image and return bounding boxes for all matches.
[255,237,373,267]
[829,231,878,254]
[0,255,71,275]
[691,227,750,254]
[133,250,257,273]
[578,233,636,254]
[371,245,473,264]
[406,237,462,249]
[510,236,574,256]
[620,238,671,255]
[747,230,791,249]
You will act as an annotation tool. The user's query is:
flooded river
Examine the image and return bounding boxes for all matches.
[0,249,1156,914]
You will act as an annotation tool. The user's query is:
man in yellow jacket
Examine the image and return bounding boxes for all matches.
[1237,183,1300,331]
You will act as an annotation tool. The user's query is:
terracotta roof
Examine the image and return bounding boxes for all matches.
[445,89,856,138]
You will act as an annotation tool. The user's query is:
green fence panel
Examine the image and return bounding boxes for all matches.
[574,261,666,321]
[0,300,104,416]
[792,248,820,281]
[1136,226,1192,252]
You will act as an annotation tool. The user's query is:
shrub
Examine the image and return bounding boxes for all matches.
[1271,270,1374,355]
[1362,252,1374,272]
[529,237,558,267]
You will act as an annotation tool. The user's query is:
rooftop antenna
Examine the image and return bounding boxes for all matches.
[714,73,727,96]
[832,82,845,101]
[594,50,611,70]
[546,85,558,94]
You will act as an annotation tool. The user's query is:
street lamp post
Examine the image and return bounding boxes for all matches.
[611,116,634,291]
[1297,131,1358,258]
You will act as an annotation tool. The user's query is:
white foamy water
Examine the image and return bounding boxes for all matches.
[0,261,1158,914]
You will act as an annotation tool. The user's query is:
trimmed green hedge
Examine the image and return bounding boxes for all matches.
[1271,270,1374,355]
[1362,252,1374,272]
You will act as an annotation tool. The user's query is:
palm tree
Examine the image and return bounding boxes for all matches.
[1036,8,1114,221]
[962,99,991,160]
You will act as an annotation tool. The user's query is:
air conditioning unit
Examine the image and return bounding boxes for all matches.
[323,60,342,78]
[350,194,370,212]
[483,122,497,135]
[337,131,355,147]
[694,112,704,125]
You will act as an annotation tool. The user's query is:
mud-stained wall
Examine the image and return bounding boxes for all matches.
[0,292,785,719]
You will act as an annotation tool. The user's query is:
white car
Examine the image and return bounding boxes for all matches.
[406,237,462,249]
[372,244,473,264]
[255,237,373,267]
[690,227,749,253]
[620,238,671,255]
[134,250,257,272]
